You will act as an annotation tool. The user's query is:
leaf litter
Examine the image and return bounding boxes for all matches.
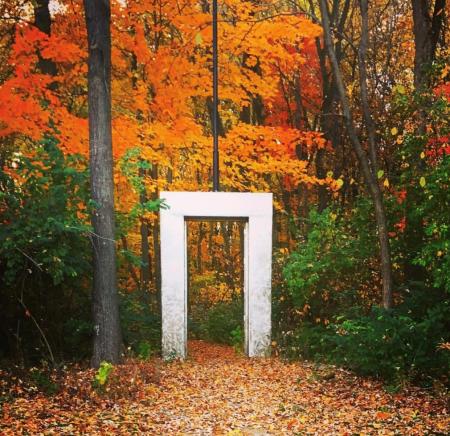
[0,340,448,434]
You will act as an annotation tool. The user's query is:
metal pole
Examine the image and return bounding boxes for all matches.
[212,0,219,191]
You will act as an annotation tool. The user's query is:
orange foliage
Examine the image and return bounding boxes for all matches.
[0,0,332,272]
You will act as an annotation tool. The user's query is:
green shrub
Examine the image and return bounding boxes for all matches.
[230,326,244,353]
[62,318,93,360]
[410,154,450,292]
[0,137,92,363]
[203,300,243,345]
[0,137,91,287]
[137,340,153,360]
[278,64,449,385]
[329,304,450,382]
[280,300,449,383]
[283,205,378,321]
[120,291,161,356]
[29,368,59,395]
[278,323,333,362]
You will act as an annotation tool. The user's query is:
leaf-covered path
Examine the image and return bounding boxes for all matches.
[1,341,448,434]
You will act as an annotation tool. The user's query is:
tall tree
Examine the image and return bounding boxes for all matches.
[84,0,122,366]
[306,0,351,211]
[318,0,394,309]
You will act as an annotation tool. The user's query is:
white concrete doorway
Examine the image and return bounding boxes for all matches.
[160,192,272,359]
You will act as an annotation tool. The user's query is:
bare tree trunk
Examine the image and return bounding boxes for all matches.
[34,0,51,35]
[209,221,216,270]
[312,0,351,212]
[411,0,446,90]
[358,0,379,176]
[84,0,122,366]
[240,222,245,288]
[319,0,393,310]
[197,222,204,274]
[139,166,151,292]
[221,221,234,291]
[33,1,57,76]
[129,51,151,292]
[151,164,161,313]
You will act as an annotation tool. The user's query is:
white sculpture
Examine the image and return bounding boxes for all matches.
[160,191,272,359]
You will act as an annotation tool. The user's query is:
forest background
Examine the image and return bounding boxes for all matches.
[0,0,449,388]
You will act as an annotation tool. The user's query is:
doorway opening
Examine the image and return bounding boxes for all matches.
[186,219,246,354]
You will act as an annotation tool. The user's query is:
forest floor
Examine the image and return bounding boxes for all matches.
[0,340,448,435]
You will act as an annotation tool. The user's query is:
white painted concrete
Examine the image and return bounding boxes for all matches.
[160,191,272,359]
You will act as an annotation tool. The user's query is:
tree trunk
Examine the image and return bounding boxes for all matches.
[34,0,52,35]
[411,0,446,90]
[33,0,57,77]
[84,0,122,366]
[197,222,204,274]
[139,166,151,292]
[313,0,351,212]
[319,0,393,310]
[151,164,162,313]
[407,0,445,282]
[358,0,379,177]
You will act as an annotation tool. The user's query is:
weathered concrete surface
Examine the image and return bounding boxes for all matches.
[160,192,272,359]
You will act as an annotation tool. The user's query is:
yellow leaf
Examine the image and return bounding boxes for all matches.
[420,177,426,187]
[391,127,398,136]
[195,32,203,45]
[383,178,389,187]
[395,84,406,94]
[335,178,344,189]
[420,152,425,159]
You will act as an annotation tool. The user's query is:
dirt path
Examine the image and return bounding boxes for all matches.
[1,340,448,434]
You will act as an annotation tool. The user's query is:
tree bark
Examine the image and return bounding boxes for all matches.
[34,0,52,35]
[407,1,445,282]
[33,0,57,76]
[358,0,379,176]
[197,222,204,274]
[313,0,351,212]
[319,0,394,310]
[411,0,446,90]
[151,164,161,313]
[139,166,151,292]
[84,0,122,366]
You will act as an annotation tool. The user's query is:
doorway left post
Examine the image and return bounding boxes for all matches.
[84,0,122,367]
